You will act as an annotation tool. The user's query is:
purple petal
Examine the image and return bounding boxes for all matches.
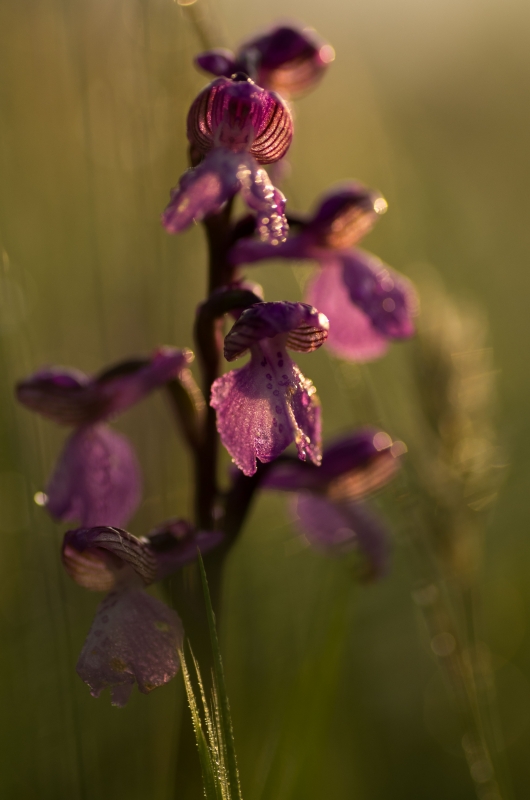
[341,250,416,340]
[146,519,224,580]
[264,428,401,493]
[262,459,323,492]
[307,182,387,248]
[239,172,288,244]
[46,425,142,527]
[17,348,191,425]
[77,588,183,706]
[163,150,288,244]
[295,494,389,579]
[211,346,321,476]
[306,261,389,362]
[319,429,399,490]
[195,49,236,78]
[187,76,293,164]
[229,232,311,266]
[162,149,242,233]
[62,526,156,591]
[237,24,335,98]
[16,367,103,426]
[94,347,192,418]
[224,301,328,361]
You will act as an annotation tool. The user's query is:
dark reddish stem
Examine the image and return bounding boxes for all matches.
[193,201,235,530]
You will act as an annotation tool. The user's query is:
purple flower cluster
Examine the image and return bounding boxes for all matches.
[231,182,417,361]
[16,21,413,705]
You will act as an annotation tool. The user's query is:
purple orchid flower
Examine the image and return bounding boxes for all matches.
[264,428,406,579]
[230,182,418,362]
[62,521,223,705]
[211,301,328,476]
[195,22,335,99]
[162,75,292,244]
[16,347,192,528]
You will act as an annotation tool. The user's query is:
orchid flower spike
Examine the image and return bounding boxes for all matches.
[265,428,406,579]
[196,22,335,99]
[16,348,192,528]
[211,301,328,476]
[230,182,418,362]
[162,75,292,244]
[62,520,223,705]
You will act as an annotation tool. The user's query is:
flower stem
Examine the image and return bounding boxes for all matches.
[193,201,234,531]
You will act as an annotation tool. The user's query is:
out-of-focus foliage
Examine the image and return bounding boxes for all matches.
[1,0,530,798]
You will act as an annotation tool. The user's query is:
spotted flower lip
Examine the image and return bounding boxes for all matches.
[46,425,142,528]
[63,525,182,705]
[211,301,328,477]
[195,23,335,98]
[77,588,183,707]
[62,520,222,706]
[229,182,416,362]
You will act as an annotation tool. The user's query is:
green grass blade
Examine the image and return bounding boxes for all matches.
[198,553,243,800]
[179,647,221,800]
[190,648,225,793]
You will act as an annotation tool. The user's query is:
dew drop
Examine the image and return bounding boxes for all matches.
[34,491,48,507]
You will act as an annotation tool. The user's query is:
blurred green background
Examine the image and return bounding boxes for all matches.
[1,0,530,797]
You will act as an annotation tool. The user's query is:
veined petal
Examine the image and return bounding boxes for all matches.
[306,261,389,362]
[17,348,191,425]
[224,301,328,361]
[341,250,416,340]
[264,428,401,494]
[187,76,293,164]
[62,526,156,591]
[146,519,224,580]
[295,494,389,579]
[162,149,242,233]
[77,588,183,706]
[46,425,141,528]
[308,182,387,248]
[211,345,321,476]
[319,429,400,495]
[236,24,334,98]
[16,367,103,426]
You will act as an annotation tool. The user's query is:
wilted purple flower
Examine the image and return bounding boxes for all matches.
[63,521,222,705]
[196,23,335,98]
[265,428,405,579]
[230,182,417,362]
[162,76,292,243]
[211,301,329,476]
[16,348,192,528]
